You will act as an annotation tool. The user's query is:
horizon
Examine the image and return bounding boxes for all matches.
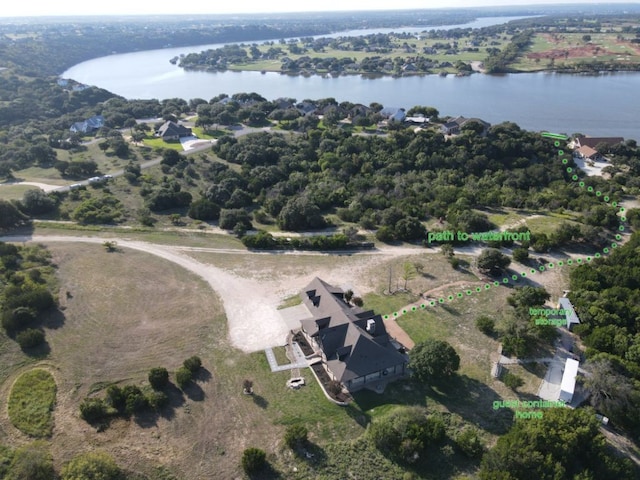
[2,1,639,18]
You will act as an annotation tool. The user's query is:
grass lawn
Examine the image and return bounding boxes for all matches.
[0,184,35,201]
[143,136,184,151]
[8,369,57,437]
[277,294,302,310]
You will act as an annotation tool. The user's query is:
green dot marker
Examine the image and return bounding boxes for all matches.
[558,261,564,266]
[571,174,578,180]
[466,290,472,295]
[619,226,625,231]
[562,158,568,164]
[595,253,601,258]
[457,293,463,298]
[448,295,454,301]
[558,150,564,156]
[596,191,602,196]
[621,216,627,222]
[604,196,610,202]
[503,278,509,283]
[587,257,592,262]
[567,260,573,265]
[411,306,416,311]
[430,301,435,306]
[539,266,545,271]
[577,258,583,263]
[616,234,622,240]
[393,312,398,316]
[476,287,482,292]
[421,304,425,308]
[579,182,585,187]
[549,263,554,268]
[530,269,536,274]
[567,167,573,173]
[521,272,527,277]
[603,248,609,254]
[554,141,560,147]
[612,202,617,207]
[512,275,518,280]
[612,243,617,249]
[587,186,593,192]
[485,284,491,289]
[439,298,444,303]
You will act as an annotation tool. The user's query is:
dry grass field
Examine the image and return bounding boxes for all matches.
[0,236,578,479]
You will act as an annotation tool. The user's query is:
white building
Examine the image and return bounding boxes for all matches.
[558,297,580,329]
[559,358,580,403]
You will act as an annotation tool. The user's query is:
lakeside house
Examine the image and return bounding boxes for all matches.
[155,121,192,141]
[69,115,105,134]
[573,135,624,161]
[441,116,490,135]
[299,277,408,392]
[379,107,406,123]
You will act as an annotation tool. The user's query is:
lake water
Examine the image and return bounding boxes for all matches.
[63,16,640,140]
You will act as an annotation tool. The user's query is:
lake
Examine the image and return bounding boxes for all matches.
[63,16,640,140]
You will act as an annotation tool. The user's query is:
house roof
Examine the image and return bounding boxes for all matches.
[576,145,598,158]
[300,277,406,383]
[560,358,579,401]
[69,115,105,133]
[575,136,624,149]
[157,121,191,138]
[558,297,580,328]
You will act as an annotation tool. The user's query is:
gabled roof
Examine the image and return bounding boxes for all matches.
[576,145,598,158]
[156,121,191,138]
[69,115,105,133]
[558,297,580,328]
[575,136,624,149]
[300,277,406,384]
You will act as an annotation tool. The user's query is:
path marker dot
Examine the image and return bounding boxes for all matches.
[521,272,527,277]
[384,315,388,319]
[549,263,554,268]
[503,278,509,283]
[579,181,585,187]
[393,312,398,317]
[476,287,482,292]
[493,281,500,286]
[596,191,602,196]
[619,226,625,231]
[485,284,491,289]
[612,243,617,248]
[457,293,463,298]
[530,269,536,274]
[448,295,454,301]
[571,174,578,180]
[558,150,564,155]
[411,306,416,311]
[554,141,560,147]
[562,158,568,164]
[567,260,573,265]
[430,301,435,306]
[587,257,592,262]
[466,290,472,295]
[439,298,444,303]
[539,266,545,271]
[612,201,617,207]
[603,248,609,254]
[604,196,610,202]
[512,275,518,280]
[587,186,593,192]
[421,303,425,308]
[558,261,564,266]
[567,167,573,173]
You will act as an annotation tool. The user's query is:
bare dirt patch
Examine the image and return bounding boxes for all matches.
[527,43,616,60]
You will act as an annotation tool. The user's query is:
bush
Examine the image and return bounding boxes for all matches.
[183,356,202,373]
[503,372,524,390]
[146,391,169,411]
[123,385,148,414]
[284,424,308,450]
[175,367,193,389]
[456,427,484,458]
[80,398,109,423]
[2,307,36,332]
[16,328,45,349]
[512,247,529,264]
[475,315,495,335]
[105,385,126,413]
[241,448,266,475]
[6,442,54,480]
[148,367,169,390]
[61,451,122,480]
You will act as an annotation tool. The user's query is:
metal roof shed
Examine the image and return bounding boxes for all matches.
[559,358,580,403]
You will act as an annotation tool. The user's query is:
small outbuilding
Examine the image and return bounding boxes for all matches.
[558,297,581,329]
[559,358,580,403]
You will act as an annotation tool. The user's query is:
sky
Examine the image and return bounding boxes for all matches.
[1,0,638,17]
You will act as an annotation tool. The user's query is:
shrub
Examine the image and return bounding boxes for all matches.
[123,385,148,414]
[241,448,266,475]
[146,391,169,411]
[148,367,169,390]
[175,367,193,389]
[105,385,125,412]
[6,442,54,480]
[284,424,308,450]
[512,247,529,264]
[183,356,202,373]
[80,398,109,423]
[475,315,495,335]
[327,380,342,396]
[456,427,485,458]
[16,328,45,349]
[503,372,524,390]
[61,451,121,480]
[2,307,36,332]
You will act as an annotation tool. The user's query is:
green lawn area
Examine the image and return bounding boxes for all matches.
[277,294,302,310]
[143,136,184,151]
[0,184,36,201]
[8,369,57,437]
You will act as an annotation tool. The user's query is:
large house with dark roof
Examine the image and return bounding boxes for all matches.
[69,115,105,134]
[441,116,491,135]
[299,277,408,392]
[155,121,192,141]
